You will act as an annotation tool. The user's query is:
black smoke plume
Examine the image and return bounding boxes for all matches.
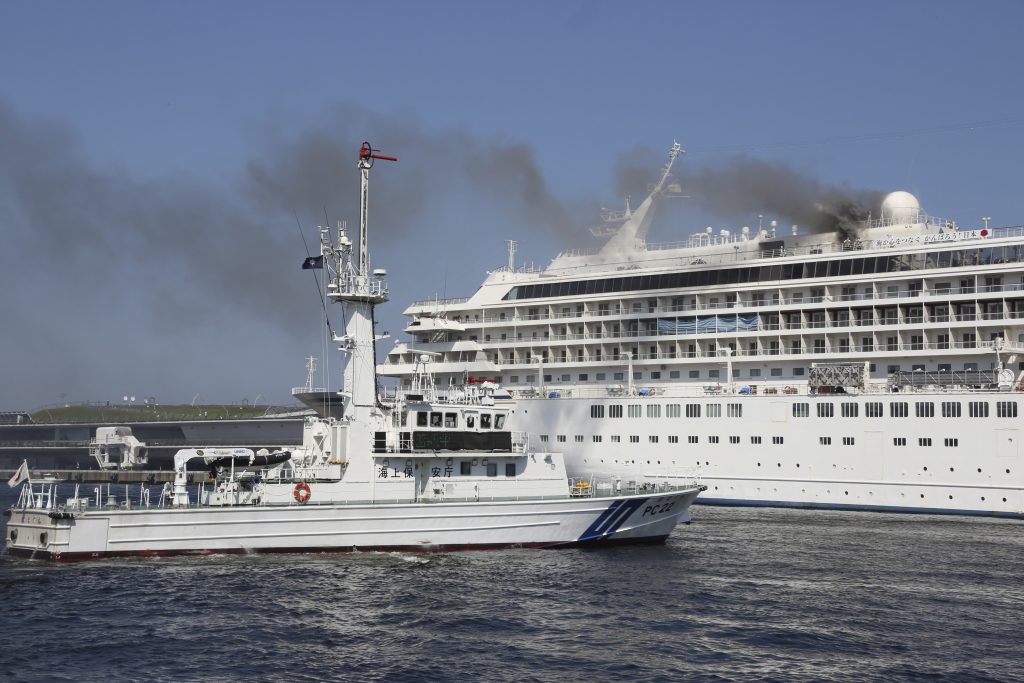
[614,151,884,241]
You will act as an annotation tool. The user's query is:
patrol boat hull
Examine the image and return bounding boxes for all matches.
[5,487,700,562]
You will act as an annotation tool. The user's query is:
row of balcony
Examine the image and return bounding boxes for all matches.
[487,339,1011,367]
[428,284,1024,327]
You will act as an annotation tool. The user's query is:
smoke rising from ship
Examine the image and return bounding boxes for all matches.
[0,99,587,408]
[614,151,884,241]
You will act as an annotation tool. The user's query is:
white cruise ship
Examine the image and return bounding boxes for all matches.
[381,142,1024,518]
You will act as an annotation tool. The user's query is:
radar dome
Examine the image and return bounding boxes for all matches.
[881,191,921,223]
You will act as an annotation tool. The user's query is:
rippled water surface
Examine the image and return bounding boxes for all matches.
[1,486,1022,682]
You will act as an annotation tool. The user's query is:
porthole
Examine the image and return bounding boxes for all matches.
[948,495,953,500]
[923,467,928,471]
[977,468,982,473]
[1007,469,1011,474]
[920,494,925,498]
[844,491,848,496]
[777,463,781,467]
[982,496,986,501]
[796,464,801,468]
[949,468,954,472]
[39,532,48,547]
[9,529,17,543]
[1003,498,1008,502]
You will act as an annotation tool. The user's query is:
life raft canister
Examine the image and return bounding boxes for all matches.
[293,481,311,504]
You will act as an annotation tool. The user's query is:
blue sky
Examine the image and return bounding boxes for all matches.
[3,1,1024,410]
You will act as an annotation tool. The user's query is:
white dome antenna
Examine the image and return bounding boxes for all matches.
[881,191,921,224]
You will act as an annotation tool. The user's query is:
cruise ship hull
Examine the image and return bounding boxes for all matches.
[514,393,1023,518]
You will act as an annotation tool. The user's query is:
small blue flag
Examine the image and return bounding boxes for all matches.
[302,256,324,269]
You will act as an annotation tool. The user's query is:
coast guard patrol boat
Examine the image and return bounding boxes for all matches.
[4,142,702,561]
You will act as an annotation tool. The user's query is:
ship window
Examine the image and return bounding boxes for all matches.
[890,402,909,418]
[591,405,605,418]
[646,405,661,418]
[445,413,457,428]
[670,371,681,379]
[630,435,640,443]
[841,403,858,417]
[817,403,834,418]
[866,402,883,417]
[686,403,701,418]
[689,370,700,379]
[613,372,624,381]
[997,401,1017,418]
[893,437,907,446]
[667,404,681,418]
[969,401,989,418]
[487,463,498,477]
[611,435,621,443]
[628,405,642,418]
[727,403,742,418]
[466,415,476,428]
[914,402,934,418]
[919,438,933,447]
[596,373,606,381]
[942,401,961,417]
[495,415,506,429]
[773,436,784,444]
[481,414,492,429]
[557,435,566,442]
[751,436,762,444]
[609,404,623,418]
[843,437,855,446]
[709,436,719,444]
[793,403,809,417]
[649,436,659,443]
[593,435,602,443]
[417,412,428,427]
[539,434,548,442]
[819,436,831,445]
[729,436,740,444]
[668,435,679,444]
[430,412,443,427]
[944,438,959,447]
[688,436,698,444]
[461,461,472,475]
[505,463,516,477]
[575,435,584,443]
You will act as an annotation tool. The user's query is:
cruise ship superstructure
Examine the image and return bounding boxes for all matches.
[382,142,1024,517]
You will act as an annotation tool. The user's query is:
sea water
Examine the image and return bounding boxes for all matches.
[0,486,1021,682]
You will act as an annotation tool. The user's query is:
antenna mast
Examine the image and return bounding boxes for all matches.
[357,142,398,275]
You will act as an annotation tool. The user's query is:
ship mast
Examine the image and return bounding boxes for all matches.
[326,142,397,421]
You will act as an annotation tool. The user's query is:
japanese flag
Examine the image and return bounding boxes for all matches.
[7,460,28,488]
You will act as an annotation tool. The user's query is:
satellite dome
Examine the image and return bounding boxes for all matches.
[881,191,921,223]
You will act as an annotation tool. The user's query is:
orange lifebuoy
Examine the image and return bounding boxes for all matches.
[293,481,311,504]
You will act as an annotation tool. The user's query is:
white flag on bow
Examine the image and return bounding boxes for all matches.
[7,460,29,488]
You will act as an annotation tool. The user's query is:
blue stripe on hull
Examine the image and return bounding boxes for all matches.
[696,497,1024,519]
[577,498,649,542]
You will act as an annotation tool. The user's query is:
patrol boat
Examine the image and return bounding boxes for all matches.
[4,142,703,561]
